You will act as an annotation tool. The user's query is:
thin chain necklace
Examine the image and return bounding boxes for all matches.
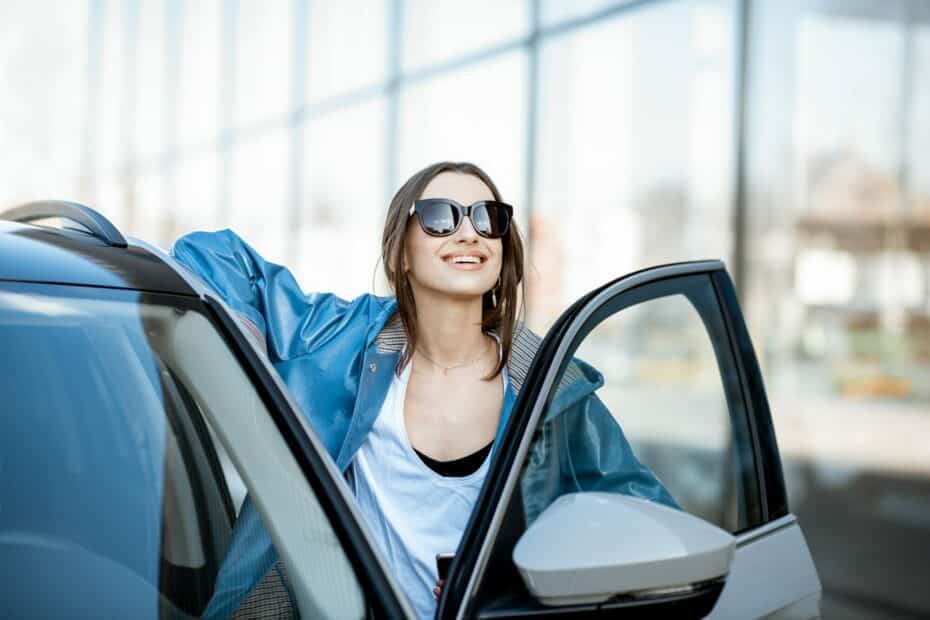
[414,335,491,376]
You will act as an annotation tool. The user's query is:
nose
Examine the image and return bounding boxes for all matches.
[455,213,480,242]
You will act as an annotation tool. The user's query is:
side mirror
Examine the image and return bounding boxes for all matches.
[513,493,734,612]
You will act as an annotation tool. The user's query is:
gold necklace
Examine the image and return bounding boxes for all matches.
[414,336,491,376]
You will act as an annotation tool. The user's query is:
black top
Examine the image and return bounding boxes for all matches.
[414,442,493,477]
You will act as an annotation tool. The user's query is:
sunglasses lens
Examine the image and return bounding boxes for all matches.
[476,203,511,238]
[471,205,492,236]
[419,201,459,236]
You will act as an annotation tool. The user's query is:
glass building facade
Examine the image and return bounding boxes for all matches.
[2,0,929,616]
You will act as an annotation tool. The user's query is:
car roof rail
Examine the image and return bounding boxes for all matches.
[0,200,128,248]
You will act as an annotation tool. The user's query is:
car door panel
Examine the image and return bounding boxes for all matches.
[707,518,821,620]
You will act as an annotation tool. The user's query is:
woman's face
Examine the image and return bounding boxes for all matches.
[403,172,503,302]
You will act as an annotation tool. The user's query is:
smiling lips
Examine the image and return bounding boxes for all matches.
[442,253,487,270]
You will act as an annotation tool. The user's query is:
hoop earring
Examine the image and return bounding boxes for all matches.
[491,275,502,308]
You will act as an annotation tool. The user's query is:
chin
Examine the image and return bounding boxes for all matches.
[430,283,490,301]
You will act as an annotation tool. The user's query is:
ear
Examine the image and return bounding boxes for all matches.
[402,242,413,273]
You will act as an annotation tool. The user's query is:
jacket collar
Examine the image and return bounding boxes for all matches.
[371,305,600,404]
[372,310,537,389]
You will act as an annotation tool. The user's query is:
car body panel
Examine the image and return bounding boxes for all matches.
[707,516,821,619]
[0,221,194,295]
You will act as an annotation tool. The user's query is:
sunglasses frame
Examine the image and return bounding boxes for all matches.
[408,198,513,239]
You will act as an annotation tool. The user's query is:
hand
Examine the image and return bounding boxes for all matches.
[433,578,444,600]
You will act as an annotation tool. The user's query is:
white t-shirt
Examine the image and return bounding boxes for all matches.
[348,338,509,620]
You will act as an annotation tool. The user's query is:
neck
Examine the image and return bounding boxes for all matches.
[409,286,489,368]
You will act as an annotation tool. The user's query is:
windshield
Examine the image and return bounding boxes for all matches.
[0,282,365,618]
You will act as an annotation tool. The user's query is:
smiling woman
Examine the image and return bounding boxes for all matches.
[169,161,676,619]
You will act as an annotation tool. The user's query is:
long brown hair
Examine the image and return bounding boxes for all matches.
[381,161,526,380]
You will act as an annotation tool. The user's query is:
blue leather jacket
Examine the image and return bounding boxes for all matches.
[170,229,677,618]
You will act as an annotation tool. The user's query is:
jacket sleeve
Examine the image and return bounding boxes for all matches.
[170,228,352,362]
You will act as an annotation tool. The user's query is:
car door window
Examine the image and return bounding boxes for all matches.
[519,273,762,533]
[0,283,372,619]
[441,267,766,618]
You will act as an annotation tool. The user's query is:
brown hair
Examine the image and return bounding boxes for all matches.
[381,161,526,380]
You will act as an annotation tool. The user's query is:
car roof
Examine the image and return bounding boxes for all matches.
[0,219,197,296]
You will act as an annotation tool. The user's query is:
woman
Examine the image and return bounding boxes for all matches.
[171,161,675,619]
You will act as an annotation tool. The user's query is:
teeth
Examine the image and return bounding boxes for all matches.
[447,256,482,264]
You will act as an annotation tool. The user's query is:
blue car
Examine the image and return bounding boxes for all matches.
[0,201,820,619]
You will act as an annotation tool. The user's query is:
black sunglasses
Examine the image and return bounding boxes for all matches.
[408,198,513,239]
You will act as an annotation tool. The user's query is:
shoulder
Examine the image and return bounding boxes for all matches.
[170,228,250,261]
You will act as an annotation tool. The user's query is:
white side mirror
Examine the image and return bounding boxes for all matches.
[513,493,735,607]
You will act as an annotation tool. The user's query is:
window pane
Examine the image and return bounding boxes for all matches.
[398,52,527,212]
[0,1,87,203]
[795,12,903,210]
[744,2,930,616]
[174,149,222,235]
[96,0,129,175]
[134,1,165,163]
[530,0,735,331]
[402,0,528,72]
[907,23,930,211]
[306,0,387,102]
[95,174,131,232]
[516,275,758,534]
[234,0,293,129]
[540,0,637,27]
[297,98,386,300]
[0,283,367,618]
[177,0,222,148]
[132,168,165,243]
[228,129,290,266]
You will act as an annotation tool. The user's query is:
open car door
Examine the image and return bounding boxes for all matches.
[437,261,822,619]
